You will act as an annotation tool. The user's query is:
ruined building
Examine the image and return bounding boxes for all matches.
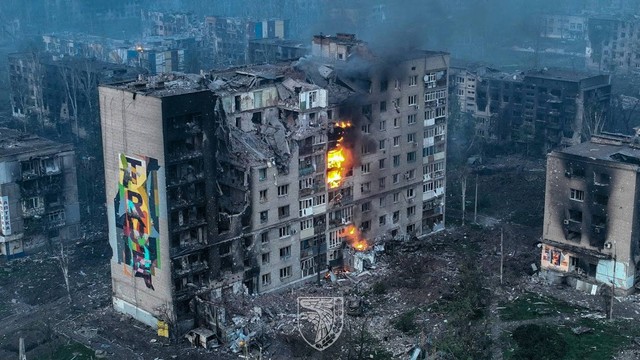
[451,65,611,153]
[542,133,640,294]
[99,34,450,336]
[205,16,289,67]
[0,128,80,259]
[586,15,640,73]
[9,52,144,135]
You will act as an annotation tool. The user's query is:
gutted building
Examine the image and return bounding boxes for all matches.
[542,133,640,294]
[100,74,231,334]
[99,34,451,336]
[450,65,611,153]
[205,16,289,67]
[0,128,80,259]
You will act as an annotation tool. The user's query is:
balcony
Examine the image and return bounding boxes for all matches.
[166,150,203,164]
[171,218,207,233]
[299,165,315,177]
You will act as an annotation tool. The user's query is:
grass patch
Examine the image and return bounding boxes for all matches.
[392,309,420,334]
[499,292,584,321]
[504,319,640,360]
[49,341,95,360]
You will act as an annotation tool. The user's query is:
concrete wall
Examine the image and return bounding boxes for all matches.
[543,152,637,290]
[100,85,172,326]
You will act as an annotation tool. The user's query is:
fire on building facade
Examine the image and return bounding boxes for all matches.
[99,33,449,337]
[450,65,611,153]
[542,133,640,294]
[0,128,81,259]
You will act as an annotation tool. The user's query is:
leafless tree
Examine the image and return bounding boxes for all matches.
[582,101,608,141]
[55,243,71,303]
[59,64,80,138]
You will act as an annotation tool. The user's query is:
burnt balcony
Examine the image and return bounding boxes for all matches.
[171,218,207,233]
[167,172,205,188]
[170,242,210,259]
[166,150,203,165]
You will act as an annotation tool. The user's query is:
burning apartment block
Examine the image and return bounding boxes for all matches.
[0,128,80,259]
[99,33,451,336]
[542,133,640,294]
[450,65,611,153]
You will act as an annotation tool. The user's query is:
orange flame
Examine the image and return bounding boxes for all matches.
[327,122,352,189]
[343,224,368,252]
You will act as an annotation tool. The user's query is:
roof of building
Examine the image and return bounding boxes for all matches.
[103,73,209,97]
[525,68,604,82]
[0,128,72,159]
[555,134,640,168]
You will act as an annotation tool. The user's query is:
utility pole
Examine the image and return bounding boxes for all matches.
[500,227,504,286]
[19,337,26,360]
[461,175,467,226]
[474,173,478,224]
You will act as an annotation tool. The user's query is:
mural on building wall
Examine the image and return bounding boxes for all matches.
[114,154,160,290]
[541,244,570,272]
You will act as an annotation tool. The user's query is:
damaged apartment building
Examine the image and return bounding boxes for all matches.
[542,133,640,294]
[0,128,81,259]
[99,33,450,337]
[450,65,611,153]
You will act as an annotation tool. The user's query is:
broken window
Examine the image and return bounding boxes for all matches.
[259,189,268,202]
[380,80,388,92]
[393,136,400,147]
[361,220,370,231]
[379,215,386,225]
[393,173,400,184]
[362,104,372,118]
[260,210,268,224]
[251,112,262,124]
[361,163,371,174]
[258,168,267,181]
[361,124,371,134]
[360,182,371,194]
[592,214,607,227]
[379,120,386,131]
[279,266,292,279]
[407,133,416,143]
[407,206,416,217]
[393,155,401,167]
[278,225,290,238]
[406,188,415,198]
[569,188,584,202]
[277,184,289,196]
[278,205,290,219]
[261,232,269,244]
[262,252,270,264]
[407,151,416,163]
[379,139,386,150]
[407,224,416,234]
[408,114,416,125]
[566,230,581,242]
[408,95,417,106]
[392,211,400,223]
[300,219,313,231]
[394,117,400,128]
[279,246,291,259]
[409,75,417,86]
[379,158,386,169]
[361,202,371,212]
[379,177,386,189]
[261,273,271,286]
[568,209,582,223]
[380,101,387,113]
[593,194,608,206]
[594,172,610,186]
[234,95,241,111]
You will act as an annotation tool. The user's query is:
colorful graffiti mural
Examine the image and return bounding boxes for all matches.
[114,154,160,290]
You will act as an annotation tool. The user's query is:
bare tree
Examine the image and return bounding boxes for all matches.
[59,64,80,139]
[582,101,608,141]
[55,243,72,303]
